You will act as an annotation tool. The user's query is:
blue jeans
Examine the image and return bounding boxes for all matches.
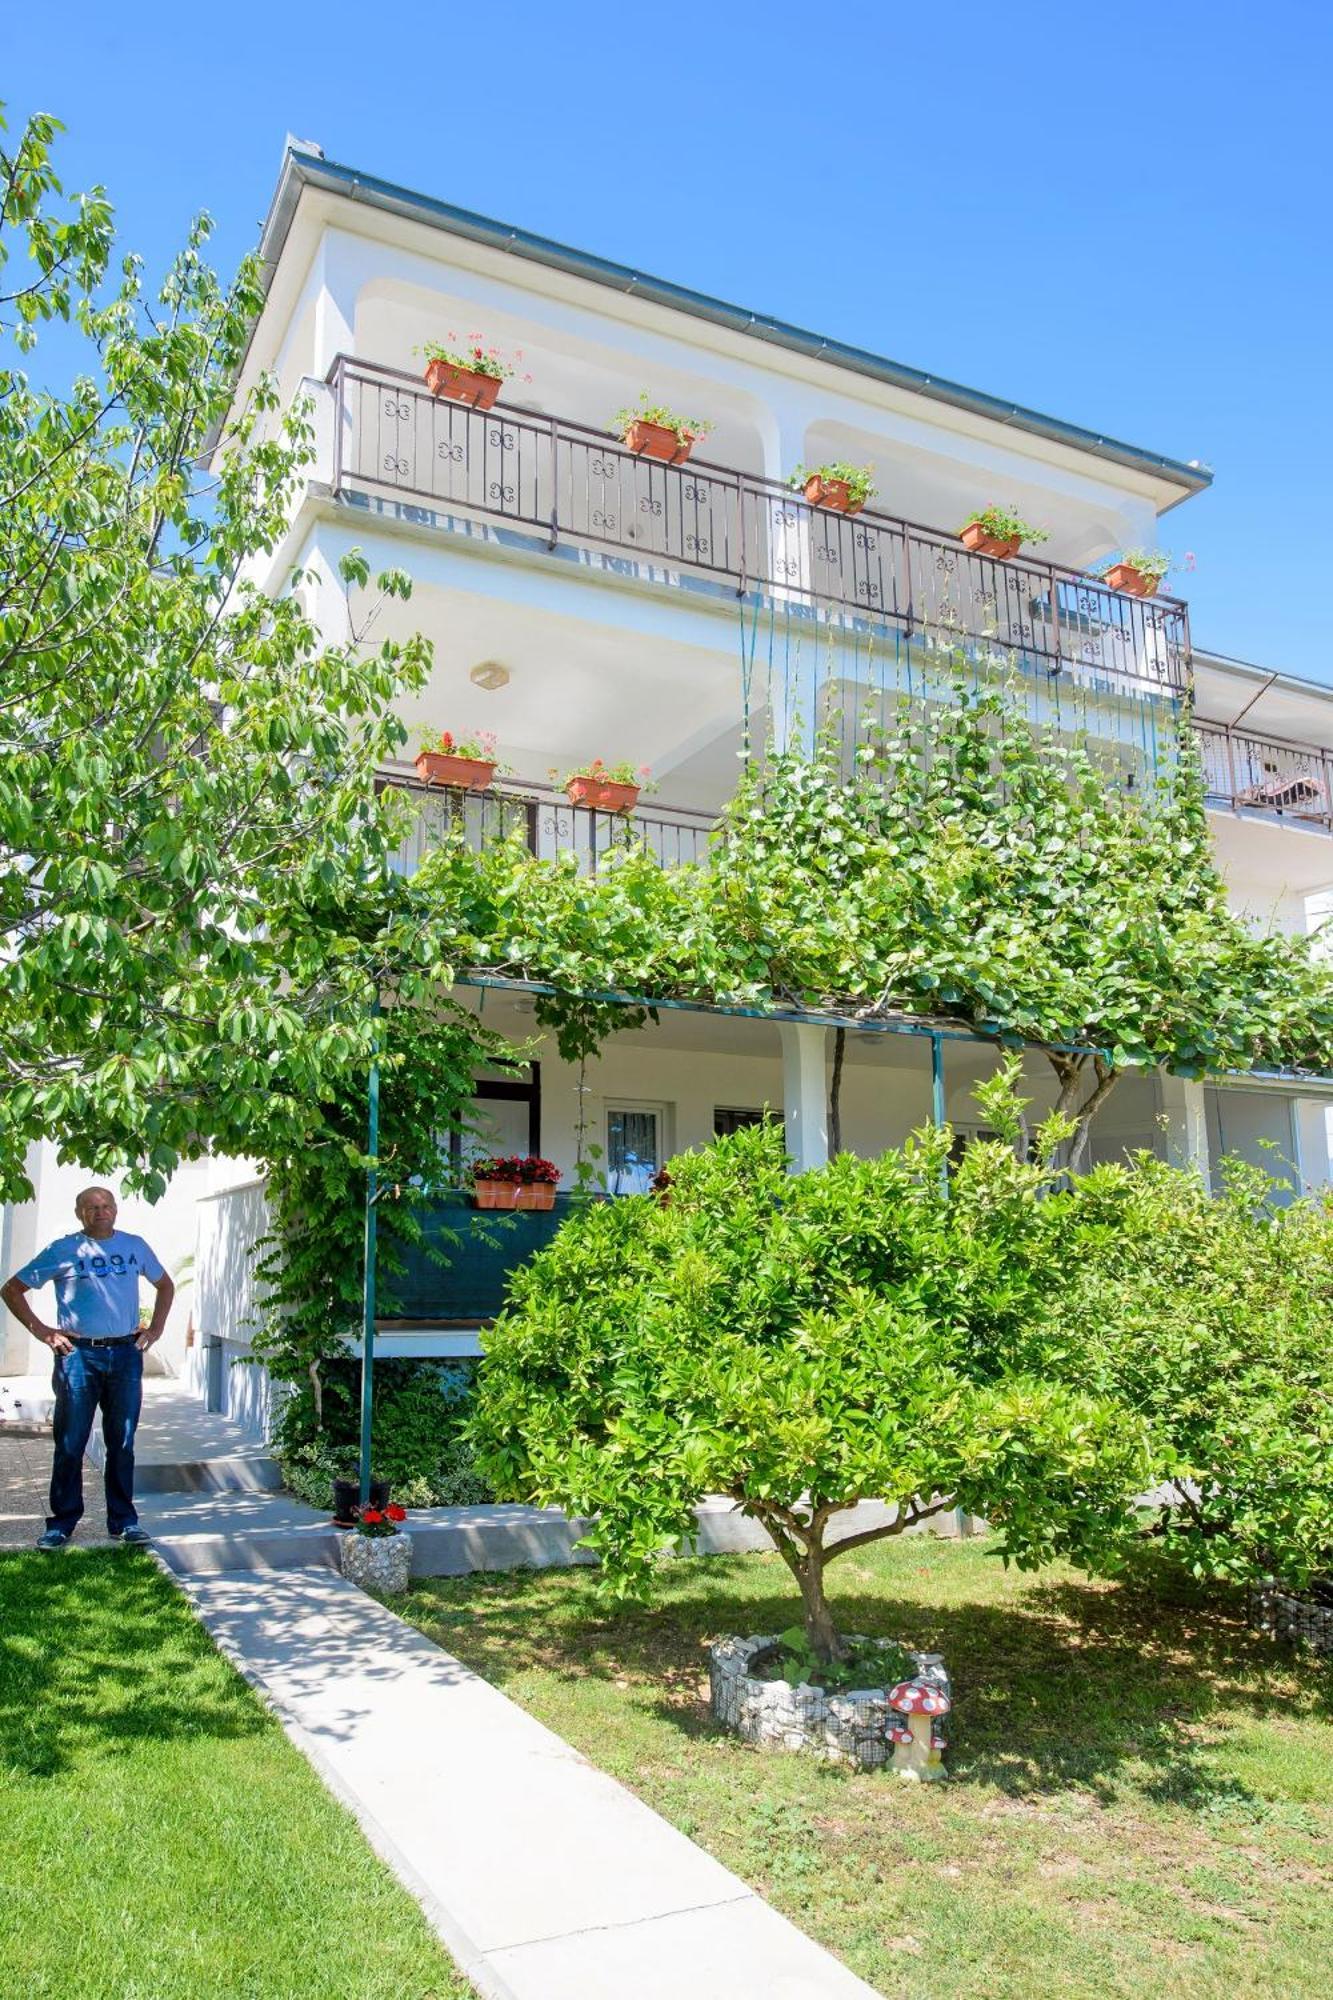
[48,1341,144,1536]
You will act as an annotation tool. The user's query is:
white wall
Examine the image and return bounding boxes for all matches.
[185,1177,275,1435]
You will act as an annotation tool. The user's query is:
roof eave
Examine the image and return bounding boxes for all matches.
[246,147,1211,501]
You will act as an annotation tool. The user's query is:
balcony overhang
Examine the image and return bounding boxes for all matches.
[247,146,1211,509]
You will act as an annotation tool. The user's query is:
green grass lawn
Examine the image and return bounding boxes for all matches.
[401,1535,1333,2000]
[0,1549,472,2000]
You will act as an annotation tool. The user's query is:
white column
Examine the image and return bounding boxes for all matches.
[1293,1098,1333,1196]
[1158,1075,1211,1189]
[780,1022,829,1173]
[758,402,824,758]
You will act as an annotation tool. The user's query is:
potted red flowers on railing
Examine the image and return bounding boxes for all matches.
[959,505,1049,561]
[561,758,650,814]
[415,728,498,791]
[613,392,712,466]
[337,1501,411,1594]
[414,334,528,410]
[468,1156,561,1211]
[790,461,877,516]
[513,1156,560,1212]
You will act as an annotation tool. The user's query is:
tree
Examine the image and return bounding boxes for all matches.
[0,107,454,1197]
[472,1114,1151,1662]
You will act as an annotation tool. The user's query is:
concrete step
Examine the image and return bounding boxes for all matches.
[139,1489,950,1580]
[86,1434,284,1495]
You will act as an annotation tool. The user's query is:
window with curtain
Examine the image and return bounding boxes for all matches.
[606,1106,662,1194]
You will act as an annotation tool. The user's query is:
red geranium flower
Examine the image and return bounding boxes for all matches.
[361,1507,384,1524]
[386,1504,407,1523]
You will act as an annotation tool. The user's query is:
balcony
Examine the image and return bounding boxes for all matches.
[1195,720,1333,834]
[388,770,717,876]
[389,712,1333,880]
[330,357,1191,703]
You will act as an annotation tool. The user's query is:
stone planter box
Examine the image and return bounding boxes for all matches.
[709,1633,950,1774]
[1249,1579,1333,1655]
[337,1530,412,1595]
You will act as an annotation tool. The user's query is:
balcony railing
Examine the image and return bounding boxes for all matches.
[1194,719,1333,833]
[331,357,1191,701]
[388,771,717,876]
[390,717,1333,877]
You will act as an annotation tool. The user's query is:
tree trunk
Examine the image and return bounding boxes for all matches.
[756,1508,849,1664]
[829,1027,845,1158]
[796,1547,848,1663]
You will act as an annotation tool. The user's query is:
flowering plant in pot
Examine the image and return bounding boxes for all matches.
[337,1502,411,1594]
[468,1155,522,1209]
[513,1156,561,1211]
[414,727,499,790]
[790,461,877,515]
[1099,548,1171,598]
[414,334,529,410]
[959,505,1049,560]
[561,757,651,814]
[613,393,712,466]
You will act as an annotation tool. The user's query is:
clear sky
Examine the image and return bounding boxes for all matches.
[6,0,1330,682]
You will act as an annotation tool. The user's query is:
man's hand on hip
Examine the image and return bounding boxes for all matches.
[135,1328,162,1352]
[37,1327,74,1356]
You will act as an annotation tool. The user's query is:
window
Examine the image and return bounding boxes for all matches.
[713,1106,781,1138]
[605,1103,667,1195]
[446,1063,541,1182]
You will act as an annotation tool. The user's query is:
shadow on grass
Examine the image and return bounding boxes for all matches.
[410,1545,1331,1812]
[0,1548,269,1781]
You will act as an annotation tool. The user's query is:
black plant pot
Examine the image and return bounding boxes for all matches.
[332,1476,391,1527]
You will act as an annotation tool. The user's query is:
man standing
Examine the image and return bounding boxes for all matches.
[1,1187,174,1550]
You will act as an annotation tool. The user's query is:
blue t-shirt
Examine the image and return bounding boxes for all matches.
[17,1230,166,1338]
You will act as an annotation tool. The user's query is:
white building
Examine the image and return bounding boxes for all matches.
[7,143,1333,1422]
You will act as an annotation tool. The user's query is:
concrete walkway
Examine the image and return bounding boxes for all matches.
[181,1565,878,2000]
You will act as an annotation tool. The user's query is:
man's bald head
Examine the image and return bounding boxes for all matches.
[74,1187,118,1238]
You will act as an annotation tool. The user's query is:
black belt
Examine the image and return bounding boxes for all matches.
[70,1335,138,1348]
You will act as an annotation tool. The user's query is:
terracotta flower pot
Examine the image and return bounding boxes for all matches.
[1104,561,1159,598]
[803,474,864,515]
[473,1177,520,1210]
[565,776,641,814]
[514,1181,557,1211]
[624,418,693,465]
[961,522,1022,560]
[423,359,502,409]
[414,751,496,791]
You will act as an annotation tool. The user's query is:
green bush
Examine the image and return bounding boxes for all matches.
[274,1358,491,1510]
[1062,1152,1333,1593]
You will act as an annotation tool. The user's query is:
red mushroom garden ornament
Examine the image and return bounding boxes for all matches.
[887,1678,951,1781]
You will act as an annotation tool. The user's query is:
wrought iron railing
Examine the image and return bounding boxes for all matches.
[1193,719,1333,832]
[386,771,717,876]
[331,357,1191,700]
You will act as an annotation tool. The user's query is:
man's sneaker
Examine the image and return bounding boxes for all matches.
[36,1528,69,1551]
[113,1524,152,1547]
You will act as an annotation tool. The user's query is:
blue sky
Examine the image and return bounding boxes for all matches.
[7,0,1329,679]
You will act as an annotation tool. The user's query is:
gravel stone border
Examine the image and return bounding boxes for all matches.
[709,1632,951,1773]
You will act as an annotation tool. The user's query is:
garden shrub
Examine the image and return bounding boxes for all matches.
[274,1358,491,1509]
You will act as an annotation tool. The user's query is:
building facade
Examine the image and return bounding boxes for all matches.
[8,144,1333,1418]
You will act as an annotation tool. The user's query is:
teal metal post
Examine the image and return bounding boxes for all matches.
[357,1024,381,1508]
[930,1033,949,1194]
[930,1032,946,1127]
